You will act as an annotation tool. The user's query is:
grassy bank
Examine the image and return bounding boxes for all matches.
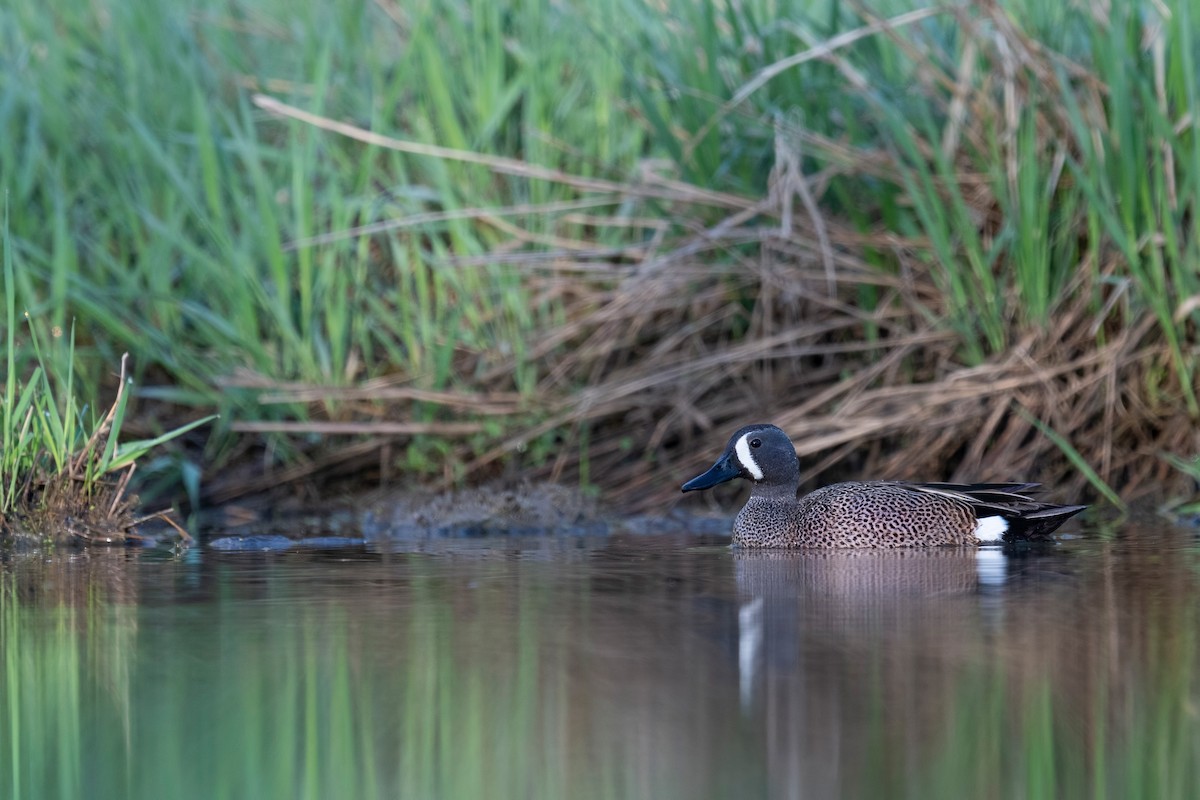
[1,0,1196,512]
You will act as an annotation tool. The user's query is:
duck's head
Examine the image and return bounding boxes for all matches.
[681,423,800,494]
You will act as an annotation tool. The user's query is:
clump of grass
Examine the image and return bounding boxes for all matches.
[1,217,215,544]
[2,349,190,544]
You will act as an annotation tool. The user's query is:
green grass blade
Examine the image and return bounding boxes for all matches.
[107,414,219,473]
[1017,407,1126,510]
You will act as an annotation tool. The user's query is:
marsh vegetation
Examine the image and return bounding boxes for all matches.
[1,0,1198,525]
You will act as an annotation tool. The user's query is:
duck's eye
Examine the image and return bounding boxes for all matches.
[750,438,762,448]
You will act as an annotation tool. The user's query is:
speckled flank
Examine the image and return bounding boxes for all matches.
[734,483,980,548]
[682,423,1088,548]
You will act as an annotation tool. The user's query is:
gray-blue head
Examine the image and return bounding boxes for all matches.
[681,423,800,495]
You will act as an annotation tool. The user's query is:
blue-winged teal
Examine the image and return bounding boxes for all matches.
[681,424,1087,547]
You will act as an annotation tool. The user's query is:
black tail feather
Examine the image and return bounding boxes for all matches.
[999,504,1088,539]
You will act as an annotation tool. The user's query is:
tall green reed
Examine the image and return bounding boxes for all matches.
[1,0,648,415]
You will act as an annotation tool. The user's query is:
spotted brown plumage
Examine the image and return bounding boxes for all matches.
[681,423,1087,548]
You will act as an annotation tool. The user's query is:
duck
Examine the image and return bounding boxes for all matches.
[681,423,1087,547]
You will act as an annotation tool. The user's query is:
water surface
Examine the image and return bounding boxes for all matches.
[2,523,1198,799]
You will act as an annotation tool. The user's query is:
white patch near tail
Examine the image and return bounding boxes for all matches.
[974,515,1008,542]
[734,434,764,480]
[975,548,1008,586]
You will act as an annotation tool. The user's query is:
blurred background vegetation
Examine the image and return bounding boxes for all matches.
[1,0,1197,514]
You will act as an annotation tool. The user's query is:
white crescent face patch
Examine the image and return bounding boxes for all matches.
[734,433,764,481]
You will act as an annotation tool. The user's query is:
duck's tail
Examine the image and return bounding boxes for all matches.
[911,483,1088,541]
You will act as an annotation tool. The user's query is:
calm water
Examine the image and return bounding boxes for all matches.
[2,523,1198,799]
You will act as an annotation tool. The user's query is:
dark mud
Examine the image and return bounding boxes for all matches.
[204,482,733,551]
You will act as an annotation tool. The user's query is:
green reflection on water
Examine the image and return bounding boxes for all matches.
[0,547,756,800]
[1,534,1199,799]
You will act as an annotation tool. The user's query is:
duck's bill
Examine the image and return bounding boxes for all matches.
[681,454,741,492]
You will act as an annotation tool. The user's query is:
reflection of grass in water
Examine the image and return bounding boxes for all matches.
[6,563,1198,799]
[885,615,1200,800]
[0,571,651,800]
[0,577,135,800]
[126,583,568,799]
